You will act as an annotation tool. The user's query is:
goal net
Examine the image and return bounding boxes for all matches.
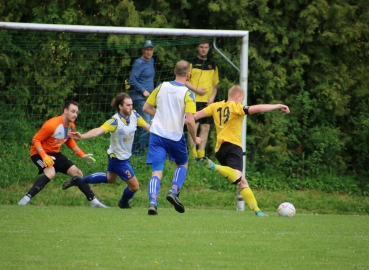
[0,23,248,198]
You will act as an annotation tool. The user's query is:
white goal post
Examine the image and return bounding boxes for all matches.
[0,22,249,211]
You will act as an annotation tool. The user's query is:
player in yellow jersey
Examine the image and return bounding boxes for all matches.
[195,85,290,216]
[185,41,219,161]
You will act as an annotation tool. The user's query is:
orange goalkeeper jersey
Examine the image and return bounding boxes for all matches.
[30,115,78,156]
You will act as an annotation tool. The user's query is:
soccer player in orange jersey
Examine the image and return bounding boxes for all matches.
[18,101,109,208]
[195,85,290,216]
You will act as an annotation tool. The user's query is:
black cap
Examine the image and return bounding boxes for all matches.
[143,40,154,48]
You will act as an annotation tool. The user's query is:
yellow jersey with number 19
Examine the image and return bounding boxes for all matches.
[203,101,248,153]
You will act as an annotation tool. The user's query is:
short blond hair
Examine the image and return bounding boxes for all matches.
[228,85,245,99]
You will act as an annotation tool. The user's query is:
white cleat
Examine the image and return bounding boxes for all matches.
[18,195,31,206]
[91,198,110,208]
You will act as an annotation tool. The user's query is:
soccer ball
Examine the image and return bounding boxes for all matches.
[277,202,296,217]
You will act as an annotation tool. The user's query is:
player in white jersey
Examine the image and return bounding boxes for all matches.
[143,60,202,215]
[62,92,150,208]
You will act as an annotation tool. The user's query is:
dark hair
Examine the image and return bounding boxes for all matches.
[111,92,131,110]
[63,101,79,110]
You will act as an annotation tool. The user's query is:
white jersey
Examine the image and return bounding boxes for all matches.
[146,81,196,141]
[100,111,147,160]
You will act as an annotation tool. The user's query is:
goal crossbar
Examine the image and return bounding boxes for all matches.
[0,22,248,37]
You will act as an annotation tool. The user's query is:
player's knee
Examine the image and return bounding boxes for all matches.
[107,177,117,184]
[233,177,242,185]
[127,178,140,192]
[130,183,139,192]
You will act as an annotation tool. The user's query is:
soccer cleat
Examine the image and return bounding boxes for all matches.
[118,202,132,209]
[166,191,185,213]
[255,210,268,217]
[91,198,110,208]
[199,157,216,170]
[62,175,81,190]
[18,195,31,206]
[148,203,158,215]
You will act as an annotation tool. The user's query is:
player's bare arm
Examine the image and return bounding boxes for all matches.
[185,81,207,96]
[186,112,202,145]
[69,127,105,140]
[142,101,156,117]
[194,110,207,121]
[248,104,290,115]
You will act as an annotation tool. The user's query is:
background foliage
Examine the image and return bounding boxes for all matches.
[1,0,369,196]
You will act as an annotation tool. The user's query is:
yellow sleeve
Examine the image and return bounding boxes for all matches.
[100,118,118,133]
[133,112,148,127]
[146,84,162,106]
[184,90,196,113]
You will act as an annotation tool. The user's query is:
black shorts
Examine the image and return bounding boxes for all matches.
[215,142,244,172]
[31,152,75,175]
[196,102,213,125]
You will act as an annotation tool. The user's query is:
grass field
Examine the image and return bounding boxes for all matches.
[1,205,368,270]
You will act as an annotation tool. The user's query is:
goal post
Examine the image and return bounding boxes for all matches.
[0,22,248,210]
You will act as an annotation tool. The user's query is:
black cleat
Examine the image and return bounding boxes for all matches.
[62,175,81,190]
[166,191,185,213]
[148,203,158,215]
[118,202,132,209]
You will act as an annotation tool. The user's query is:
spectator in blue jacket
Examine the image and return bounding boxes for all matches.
[129,40,155,155]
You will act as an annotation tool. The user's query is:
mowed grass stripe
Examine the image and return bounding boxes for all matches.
[0,205,368,270]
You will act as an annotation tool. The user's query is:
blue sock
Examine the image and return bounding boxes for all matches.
[171,166,187,194]
[80,172,108,184]
[148,176,161,205]
[120,187,135,205]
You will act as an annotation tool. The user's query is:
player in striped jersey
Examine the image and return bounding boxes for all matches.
[143,60,202,215]
[18,101,108,208]
[195,85,290,216]
[62,93,150,209]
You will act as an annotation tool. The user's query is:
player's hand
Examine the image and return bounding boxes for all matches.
[38,149,55,167]
[280,105,290,114]
[42,154,55,167]
[81,154,96,165]
[194,137,202,146]
[68,131,83,139]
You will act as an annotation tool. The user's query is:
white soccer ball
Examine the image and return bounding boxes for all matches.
[277,202,296,217]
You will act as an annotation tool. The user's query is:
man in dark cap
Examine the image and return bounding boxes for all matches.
[129,40,155,155]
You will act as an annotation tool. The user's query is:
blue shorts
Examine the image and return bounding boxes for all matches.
[107,155,135,181]
[146,133,188,165]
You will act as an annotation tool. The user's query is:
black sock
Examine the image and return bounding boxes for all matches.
[77,183,96,201]
[27,175,51,198]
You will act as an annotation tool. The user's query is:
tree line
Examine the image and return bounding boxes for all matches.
[1,0,368,194]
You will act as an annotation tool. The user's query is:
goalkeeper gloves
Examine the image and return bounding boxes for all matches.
[81,154,96,165]
[76,149,96,165]
[38,149,55,167]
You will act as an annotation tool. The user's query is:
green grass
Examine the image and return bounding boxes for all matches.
[0,205,368,270]
[2,178,369,215]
